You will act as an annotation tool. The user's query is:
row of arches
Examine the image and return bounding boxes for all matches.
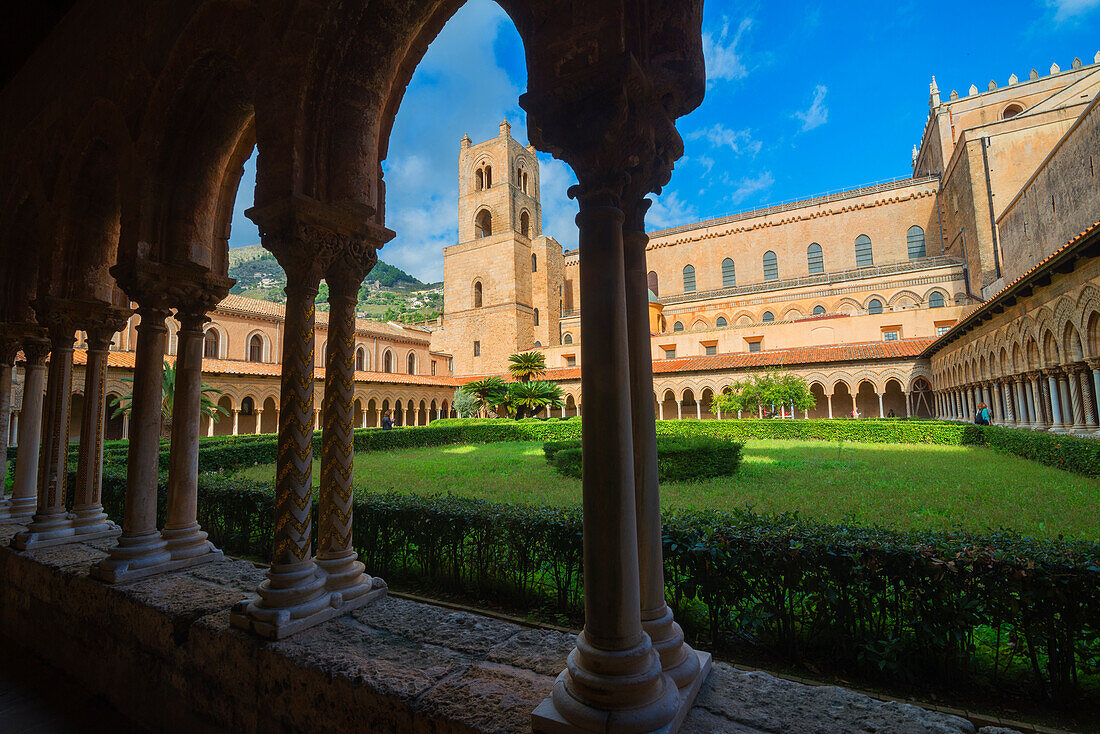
[471,207,532,240]
[655,226,928,296]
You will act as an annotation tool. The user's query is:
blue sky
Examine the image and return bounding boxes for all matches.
[228,0,1100,282]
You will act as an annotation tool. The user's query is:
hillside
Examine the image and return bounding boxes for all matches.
[227,244,442,323]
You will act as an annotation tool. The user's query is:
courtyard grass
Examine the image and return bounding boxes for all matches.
[229,438,1100,541]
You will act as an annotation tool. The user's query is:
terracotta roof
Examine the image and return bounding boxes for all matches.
[922,220,1100,356]
[214,294,431,342]
[462,338,934,384]
[70,350,462,387]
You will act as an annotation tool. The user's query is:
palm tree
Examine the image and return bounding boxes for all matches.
[508,351,547,383]
[109,361,229,438]
[462,376,509,417]
[507,380,563,420]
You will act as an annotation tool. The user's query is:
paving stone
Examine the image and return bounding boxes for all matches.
[351,595,524,655]
[416,662,554,734]
[695,663,976,734]
[486,627,574,676]
[683,707,768,733]
[977,728,1023,734]
[0,523,22,544]
[185,558,266,591]
[21,544,108,570]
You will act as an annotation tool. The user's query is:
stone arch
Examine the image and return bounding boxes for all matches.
[203,323,226,359]
[781,305,803,321]
[473,279,484,308]
[406,350,417,375]
[519,209,531,237]
[474,207,493,238]
[887,289,921,309]
[1063,322,1085,363]
[691,318,708,330]
[1040,331,1059,368]
[834,297,862,315]
[354,345,369,371]
[245,329,271,363]
[382,348,394,373]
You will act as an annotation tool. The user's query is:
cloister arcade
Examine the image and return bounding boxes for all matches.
[0,1,709,731]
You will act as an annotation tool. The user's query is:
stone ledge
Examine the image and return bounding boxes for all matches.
[0,523,1018,734]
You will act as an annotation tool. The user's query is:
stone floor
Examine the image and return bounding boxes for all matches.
[0,522,1020,733]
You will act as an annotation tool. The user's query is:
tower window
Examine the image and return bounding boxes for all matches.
[484,165,492,187]
[907,226,926,259]
[474,209,492,238]
[521,211,531,237]
[475,168,484,191]
[473,341,481,357]
[682,264,696,292]
[721,258,736,287]
[855,235,874,267]
[473,280,483,308]
[534,308,540,326]
[807,243,824,274]
[531,252,537,271]
[763,251,778,281]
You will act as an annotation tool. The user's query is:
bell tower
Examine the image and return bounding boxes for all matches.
[437,121,563,375]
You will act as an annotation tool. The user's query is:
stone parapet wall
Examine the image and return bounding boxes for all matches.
[0,523,1009,734]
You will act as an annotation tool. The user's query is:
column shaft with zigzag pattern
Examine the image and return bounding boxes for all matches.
[319,287,356,558]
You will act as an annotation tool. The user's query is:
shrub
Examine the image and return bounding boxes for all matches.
[547,436,744,483]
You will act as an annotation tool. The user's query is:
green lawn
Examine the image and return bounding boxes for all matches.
[230,439,1100,540]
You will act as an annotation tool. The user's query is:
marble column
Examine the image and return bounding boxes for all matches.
[232,409,240,435]
[541,202,678,733]
[15,322,78,549]
[2,339,47,522]
[981,384,992,418]
[316,261,382,607]
[1024,377,1039,429]
[161,310,222,568]
[70,326,123,539]
[1014,379,1029,425]
[1045,371,1064,430]
[877,392,884,417]
[695,401,701,420]
[676,400,682,420]
[1002,382,1015,424]
[93,305,173,580]
[826,394,833,419]
[1058,372,1074,432]
[623,212,704,692]
[1066,366,1087,430]
[1091,360,1100,433]
[1079,367,1098,429]
[254,410,264,434]
[206,414,215,437]
[904,392,911,418]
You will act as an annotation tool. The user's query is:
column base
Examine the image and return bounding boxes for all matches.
[90,531,174,583]
[12,518,120,551]
[0,498,36,524]
[11,511,77,550]
[230,573,387,640]
[532,650,710,734]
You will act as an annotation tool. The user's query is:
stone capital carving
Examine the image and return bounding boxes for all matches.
[19,337,51,365]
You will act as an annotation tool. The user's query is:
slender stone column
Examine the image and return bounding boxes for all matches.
[121,411,129,439]
[542,202,677,733]
[826,394,833,419]
[1045,371,1064,429]
[93,304,173,579]
[15,322,78,548]
[1067,365,1086,430]
[676,400,682,420]
[161,310,223,566]
[695,401,701,420]
[70,326,123,538]
[981,384,991,417]
[206,415,215,437]
[1090,359,1100,433]
[316,260,383,606]
[232,409,240,435]
[1058,372,1074,432]
[2,339,47,522]
[623,213,703,691]
[904,391,911,418]
[1024,378,1039,428]
[1033,374,1049,427]
[877,392,884,417]
[1080,368,1098,429]
[1014,378,1029,425]
[254,410,264,434]
[1002,382,1015,424]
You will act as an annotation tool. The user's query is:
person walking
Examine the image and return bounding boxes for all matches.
[381,410,394,430]
[974,402,991,425]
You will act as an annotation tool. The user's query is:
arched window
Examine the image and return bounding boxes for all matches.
[534,341,541,347]
[807,243,824,274]
[533,308,540,326]
[407,353,416,375]
[531,252,537,272]
[521,211,531,237]
[241,397,254,415]
[868,298,883,315]
[906,225,926,259]
[563,333,573,344]
[673,321,684,332]
[1002,104,1023,120]
[928,292,945,308]
[484,165,492,187]
[474,210,492,238]
[716,316,727,327]
[682,264,696,292]
[812,305,826,316]
[383,350,393,373]
[763,250,778,281]
[721,258,736,287]
[355,347,366,371]
[475,168,484,191]
[855,234,874,267]
[647,271,659,297]
[473,281,483,308]
[761,311,775,323]
[203,329,219,359]
[248,334,263,363]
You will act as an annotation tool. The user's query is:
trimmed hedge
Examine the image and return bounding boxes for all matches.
[546,437,744,482]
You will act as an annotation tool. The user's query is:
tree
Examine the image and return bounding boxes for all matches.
[508,351,547,383]
[109,361,229,438]
[506,380,563,420]
[712,369,815,418]
[462,376,509,417]
[453,386,480,418]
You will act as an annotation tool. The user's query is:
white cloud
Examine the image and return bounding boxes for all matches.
[1047,0,1100,21]
[726,171,775,206]
[702,17,752,85]
[646,191,699,230]
[793,85,828,132]
[535,156,580,252]
[686,124,761,156]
